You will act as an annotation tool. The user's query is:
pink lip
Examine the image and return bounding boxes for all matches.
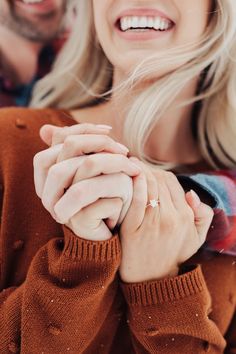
[115,29,172,41]
[14,0,58,14]
[116,8,174,23]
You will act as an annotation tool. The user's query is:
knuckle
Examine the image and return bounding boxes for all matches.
[162,171,178,184]
[117,154,130,167]
[63,135,77,149]
[71,183,85,201]
[79,123,91,131]
[81,156,95,170]
[33,152,42,167]
[102,135,114,146]
[79,122,95,132]
[103,134,112,143]
[33,150,47,168]
[53,130,65,143]
[47,164,64,181]
[167,171,178,182]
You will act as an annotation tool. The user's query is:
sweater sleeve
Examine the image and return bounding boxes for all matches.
[0,227,121,353]
[178,170,236,255]
[121,266,227,354]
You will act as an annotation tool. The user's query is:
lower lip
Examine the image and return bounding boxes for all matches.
[14,0,58,14]
[115,25,174,41]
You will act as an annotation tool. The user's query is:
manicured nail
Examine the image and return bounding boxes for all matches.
[117,143,129,153]
[97,124,113,129]
[190,190,201,207]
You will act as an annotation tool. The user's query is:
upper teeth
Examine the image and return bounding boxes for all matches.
[22,0,43,4]
[120,16,171,31]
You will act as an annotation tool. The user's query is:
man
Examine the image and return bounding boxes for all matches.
[0,0,69,107]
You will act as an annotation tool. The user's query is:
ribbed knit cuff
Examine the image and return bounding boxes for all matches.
[121,265,206,306]
[62,226,121,262]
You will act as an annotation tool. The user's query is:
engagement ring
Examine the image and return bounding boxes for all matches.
[146,199,160,208]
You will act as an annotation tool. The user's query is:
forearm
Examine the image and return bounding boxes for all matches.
[121,266,226,354]
[0,228,121,353]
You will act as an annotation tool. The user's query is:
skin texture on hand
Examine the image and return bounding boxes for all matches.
[35,123,213,281]
[34,124,140,241]
[119,159,214,282]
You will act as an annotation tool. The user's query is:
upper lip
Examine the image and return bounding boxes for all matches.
[115,8,175,25]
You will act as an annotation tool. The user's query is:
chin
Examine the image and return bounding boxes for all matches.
[113,57,171,84]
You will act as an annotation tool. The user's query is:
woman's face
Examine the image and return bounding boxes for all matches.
[92,0,212,79]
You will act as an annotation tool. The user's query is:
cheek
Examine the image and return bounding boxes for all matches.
[176,2,211,44]
[93,6,114,61]
[93,3,108,41]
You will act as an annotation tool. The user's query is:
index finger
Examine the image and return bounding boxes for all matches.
[40,123,112,146]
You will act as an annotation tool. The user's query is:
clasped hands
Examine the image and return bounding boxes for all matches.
[33,123,213,282]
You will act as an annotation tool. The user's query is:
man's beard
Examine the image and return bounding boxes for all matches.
[0,1,67,43]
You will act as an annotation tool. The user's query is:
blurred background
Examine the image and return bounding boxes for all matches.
[0,0,76,107]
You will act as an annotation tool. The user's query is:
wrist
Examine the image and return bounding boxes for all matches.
[120,265,179,283]
[151,266,179,281]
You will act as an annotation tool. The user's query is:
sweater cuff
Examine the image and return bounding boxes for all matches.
[121,265,206,306]
[62,226,121,262]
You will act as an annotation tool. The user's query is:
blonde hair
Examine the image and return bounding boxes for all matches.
[31,0,236,169]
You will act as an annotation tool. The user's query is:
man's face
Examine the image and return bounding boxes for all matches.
[0,0,67,42]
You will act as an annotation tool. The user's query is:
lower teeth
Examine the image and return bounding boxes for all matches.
[124,28,166,32]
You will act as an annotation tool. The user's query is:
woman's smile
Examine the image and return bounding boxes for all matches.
[115,8,174,41]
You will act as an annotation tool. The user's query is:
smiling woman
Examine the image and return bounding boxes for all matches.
[93,0,212,79]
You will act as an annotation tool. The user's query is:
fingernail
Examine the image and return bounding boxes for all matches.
[117,143,129,153]
[190,190,201,207]
[97,124,113,129]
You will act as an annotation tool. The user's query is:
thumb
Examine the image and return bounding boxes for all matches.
[185,189,214,243]
[39,124,59,146]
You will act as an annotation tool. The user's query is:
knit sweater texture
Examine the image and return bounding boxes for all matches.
[0,108,235,354]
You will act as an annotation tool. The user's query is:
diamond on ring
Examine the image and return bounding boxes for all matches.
[146,199,160,208]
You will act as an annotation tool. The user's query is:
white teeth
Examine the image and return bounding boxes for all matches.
[22,0,43,4]
[120,16,172,32]
[132,17,139,28]
[139,17,147,28]
[147,18,154,28]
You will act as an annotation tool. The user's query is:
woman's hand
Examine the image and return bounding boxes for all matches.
[119,158,214,283]
[34,124,141,241]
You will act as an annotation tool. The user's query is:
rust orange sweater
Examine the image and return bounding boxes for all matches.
[0,108,235,354]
